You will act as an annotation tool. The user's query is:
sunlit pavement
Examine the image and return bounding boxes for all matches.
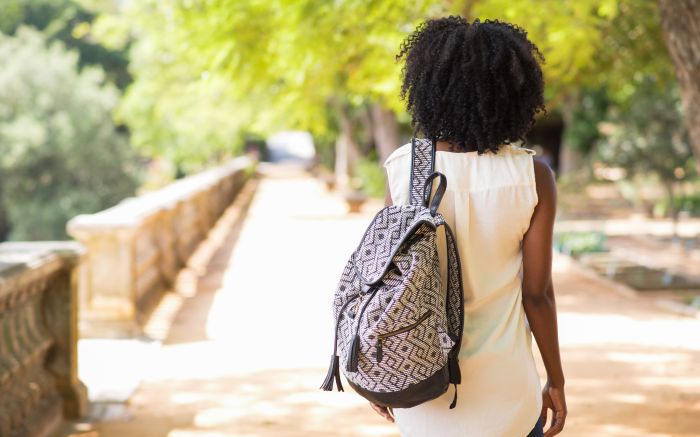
[94,164,700,437]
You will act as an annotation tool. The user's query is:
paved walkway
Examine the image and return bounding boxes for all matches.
[95,165,700,437]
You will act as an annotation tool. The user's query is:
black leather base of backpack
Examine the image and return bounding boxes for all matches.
[346,364,450,409]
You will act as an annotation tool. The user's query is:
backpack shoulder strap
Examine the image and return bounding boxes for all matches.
[442,222,464,347]
[409,138,436,206]
[437,219,464,388]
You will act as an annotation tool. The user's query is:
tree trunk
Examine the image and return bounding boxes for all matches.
[0,173,8,241]
[659,0,700,175]
[663,181,679,240]
[370,104,400,164]
[446,0,476,19]
[334,134,349,191]
[462,0,476,19]
[358,106,375,155]
[0,202,9,242]
[557,94,583,175]
[334,104,360,191]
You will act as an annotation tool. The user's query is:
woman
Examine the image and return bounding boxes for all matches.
[373,17,567,437]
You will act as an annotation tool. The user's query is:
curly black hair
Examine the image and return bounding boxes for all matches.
[396,16,545,154]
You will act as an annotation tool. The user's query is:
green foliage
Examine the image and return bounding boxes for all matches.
[554,232,608,257]
[468,0,673,102]
[88,0,435,168]
[0,0,57,33]
[593,1,675,104]
[468,0,617,98]
[465,0,676,160]
[0,28,139,240]
[596,78,694,182]
[0,0,131,89]
[654,192,700,218]
[594,77,696,218]
[563,88,610,154]
[88,0,681,176]
[354,157,386,199]
[88,1,264,170]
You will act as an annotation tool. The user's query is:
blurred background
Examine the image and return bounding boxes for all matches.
[0,0,699,436]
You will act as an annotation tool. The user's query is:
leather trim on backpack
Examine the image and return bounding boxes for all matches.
[346,364,450,409]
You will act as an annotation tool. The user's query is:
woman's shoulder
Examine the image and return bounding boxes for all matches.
[382,142,537,169]
[382,143,412,169]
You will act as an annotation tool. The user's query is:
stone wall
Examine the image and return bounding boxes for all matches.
[67,157,254,337]
[0,242,87,437]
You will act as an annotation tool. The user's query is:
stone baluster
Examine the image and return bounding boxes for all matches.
[0,242,87,437]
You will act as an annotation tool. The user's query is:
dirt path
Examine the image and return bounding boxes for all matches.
[552,256,700,436]
[94,165,700,437]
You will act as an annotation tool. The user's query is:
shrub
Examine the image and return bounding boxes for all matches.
[354,158,386,199]
[0,28,139,240]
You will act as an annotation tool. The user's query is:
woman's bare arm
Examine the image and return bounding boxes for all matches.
[385,182,393,207]
[521,159,567,436]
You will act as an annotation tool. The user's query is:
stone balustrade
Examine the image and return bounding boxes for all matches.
[67,157,254,337]
[0,242,87,437]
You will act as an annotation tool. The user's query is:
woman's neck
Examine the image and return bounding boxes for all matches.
[435,140,476,153]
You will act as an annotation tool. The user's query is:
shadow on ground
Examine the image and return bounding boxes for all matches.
[96,368,397,437]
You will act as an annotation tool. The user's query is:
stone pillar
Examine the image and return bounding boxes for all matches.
[44,250,89,419]
[67,226,139,337]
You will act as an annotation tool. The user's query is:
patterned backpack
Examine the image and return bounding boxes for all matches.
[321,138,465,409]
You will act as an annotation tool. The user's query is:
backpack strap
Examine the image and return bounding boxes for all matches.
[433,218,464,372]
[442,222,464,356]
[409,138,436,206]
[432,216,465,408]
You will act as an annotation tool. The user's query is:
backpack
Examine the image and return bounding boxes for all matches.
[321,138,465,409]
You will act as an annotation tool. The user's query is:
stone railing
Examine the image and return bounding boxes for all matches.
[67,157,254,337]
[0,242,87,437]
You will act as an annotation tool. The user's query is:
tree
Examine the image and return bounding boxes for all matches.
[596,79,695,221]
[0,0,131,89]
[658,0,700,175]
[91,0,682,181]
[465,0,676,173]
[0,28,139,240]
[89,0,439,173]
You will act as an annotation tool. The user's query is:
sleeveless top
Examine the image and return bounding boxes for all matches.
[383,143,542,437]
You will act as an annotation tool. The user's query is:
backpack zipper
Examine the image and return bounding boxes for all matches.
[376,310,433,363]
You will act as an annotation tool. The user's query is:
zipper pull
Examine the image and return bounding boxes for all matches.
[376,339,383,363]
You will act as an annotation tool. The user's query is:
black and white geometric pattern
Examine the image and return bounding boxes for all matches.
[439,217,465,341]
[328,138,465,396]
[409,138,435,206]
[351,205,437,284]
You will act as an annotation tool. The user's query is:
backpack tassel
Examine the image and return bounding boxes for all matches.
[449,384,458,409]
[320,355,344,392]
[321,295,361,391]
[346,334,361,372]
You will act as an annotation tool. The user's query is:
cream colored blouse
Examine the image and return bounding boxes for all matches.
[384,143,542,437]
